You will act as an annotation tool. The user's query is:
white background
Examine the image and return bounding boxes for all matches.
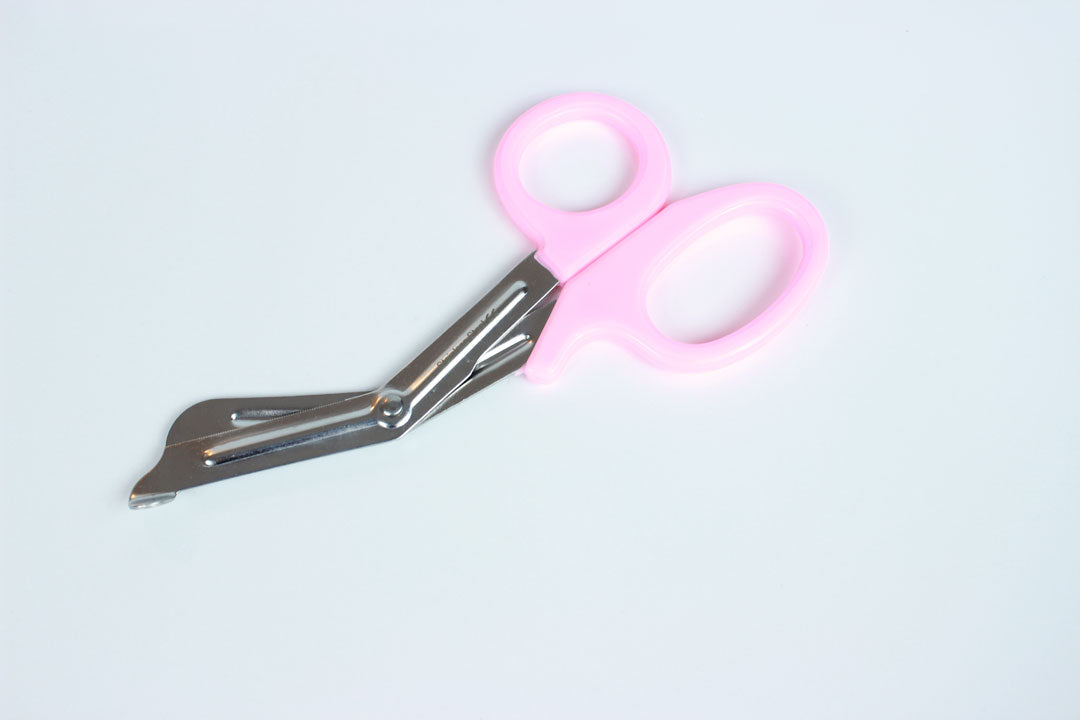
[2,1,1078,718]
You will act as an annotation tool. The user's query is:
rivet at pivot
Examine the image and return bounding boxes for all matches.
[374,391,409,428]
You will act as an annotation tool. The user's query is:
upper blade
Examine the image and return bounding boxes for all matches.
[165,391,369,446]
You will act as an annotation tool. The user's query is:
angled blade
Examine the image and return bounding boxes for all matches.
[129,253,559,509]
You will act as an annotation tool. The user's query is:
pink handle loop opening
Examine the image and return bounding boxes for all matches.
[493,92,672,281]
[524,183,829,383]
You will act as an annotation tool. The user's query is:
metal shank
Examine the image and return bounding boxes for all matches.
[129,254,560,508]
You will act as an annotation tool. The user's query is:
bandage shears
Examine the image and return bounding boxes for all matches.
[129,92,828,509]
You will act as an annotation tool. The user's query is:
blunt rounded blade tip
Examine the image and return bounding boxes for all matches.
[128,490,177,510]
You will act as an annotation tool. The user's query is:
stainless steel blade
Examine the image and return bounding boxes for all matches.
[165,391,367,445]
[129,254,559,509]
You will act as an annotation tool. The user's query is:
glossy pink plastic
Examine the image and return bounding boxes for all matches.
[492,93,829,383]
[493,92,671,281]
[524,183,828,382]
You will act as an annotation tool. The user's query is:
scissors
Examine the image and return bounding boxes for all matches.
[129,92,828,509]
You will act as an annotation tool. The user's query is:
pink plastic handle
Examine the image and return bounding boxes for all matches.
[523,183,829,383]
[493,92,672,281]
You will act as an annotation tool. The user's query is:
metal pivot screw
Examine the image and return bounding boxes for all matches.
[374,391,410,428]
